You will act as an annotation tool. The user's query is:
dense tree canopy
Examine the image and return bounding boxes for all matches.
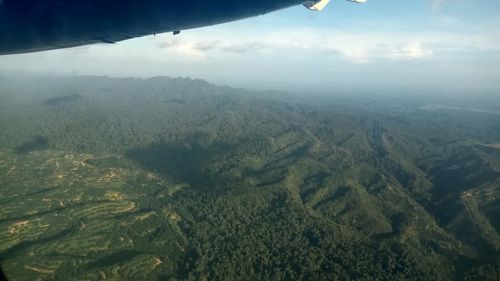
[0,75,499,280]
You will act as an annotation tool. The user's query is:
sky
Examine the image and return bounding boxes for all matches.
[1,0,500,94]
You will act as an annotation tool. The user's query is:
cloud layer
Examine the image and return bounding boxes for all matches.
[153,26,496,64]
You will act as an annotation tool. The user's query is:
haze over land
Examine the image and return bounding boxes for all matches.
[0,74,499,280]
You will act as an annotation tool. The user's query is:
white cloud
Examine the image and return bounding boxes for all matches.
[190,25,500,63]
[157,39,209,60]
[386,41,433,60]
[155,29,438,63]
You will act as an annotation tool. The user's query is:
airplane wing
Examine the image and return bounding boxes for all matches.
[0,0,366,55]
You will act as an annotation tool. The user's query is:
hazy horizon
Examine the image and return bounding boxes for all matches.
[1,0,500,94]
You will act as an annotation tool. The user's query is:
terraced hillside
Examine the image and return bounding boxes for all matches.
[0,75,499,280]
[0,151,187,280]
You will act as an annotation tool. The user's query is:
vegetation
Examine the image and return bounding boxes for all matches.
[0,75,499,280]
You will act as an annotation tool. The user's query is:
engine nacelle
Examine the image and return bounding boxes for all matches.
[303,0,330,11]
[304,0,366,11]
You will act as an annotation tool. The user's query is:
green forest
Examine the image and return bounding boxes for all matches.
[0,75,499,280]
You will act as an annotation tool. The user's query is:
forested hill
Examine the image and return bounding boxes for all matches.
[0,75,499,281]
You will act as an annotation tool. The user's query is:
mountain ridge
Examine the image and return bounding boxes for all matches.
[0,75,499,280]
